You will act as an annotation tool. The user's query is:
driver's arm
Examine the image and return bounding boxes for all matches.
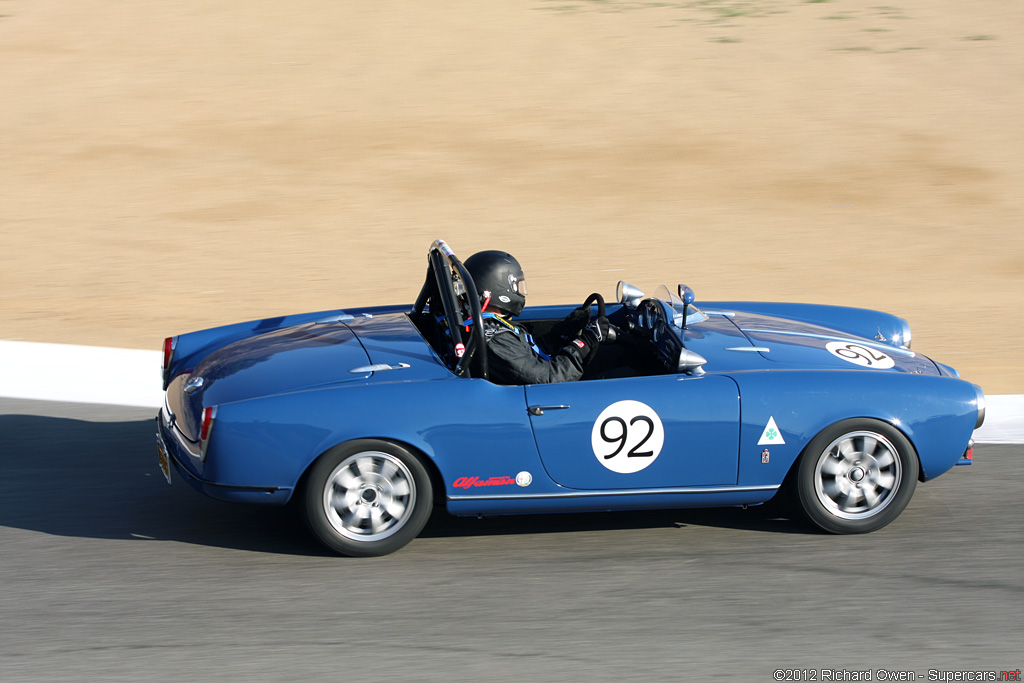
[485,325,592,385]
[536,306,591,350]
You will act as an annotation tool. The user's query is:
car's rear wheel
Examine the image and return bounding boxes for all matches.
[796,419,918,534]
[303,439,433,557]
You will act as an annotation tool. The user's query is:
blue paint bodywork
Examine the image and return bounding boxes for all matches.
[158,274,983,523]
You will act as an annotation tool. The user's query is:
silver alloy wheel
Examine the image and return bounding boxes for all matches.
[322,451,416,542]
[813,430,902,520]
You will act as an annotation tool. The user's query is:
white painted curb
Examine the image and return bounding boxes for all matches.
[976,394,1024,444]
[0,340,1020,443]
[0,340,162,409]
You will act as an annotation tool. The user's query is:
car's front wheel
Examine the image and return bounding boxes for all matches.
[796,419,918,534]
[303,440,433,557]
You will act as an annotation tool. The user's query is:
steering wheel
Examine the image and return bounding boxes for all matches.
[582,292,605,318]
[581,292,617,343]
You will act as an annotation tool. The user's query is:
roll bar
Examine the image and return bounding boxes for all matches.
[414,240,488,380]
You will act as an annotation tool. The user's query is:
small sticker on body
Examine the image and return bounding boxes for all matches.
[758,416,785,446]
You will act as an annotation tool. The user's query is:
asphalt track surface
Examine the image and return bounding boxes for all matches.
[1,399,1020,682]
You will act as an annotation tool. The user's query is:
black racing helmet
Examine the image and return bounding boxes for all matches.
[464,250,528,317]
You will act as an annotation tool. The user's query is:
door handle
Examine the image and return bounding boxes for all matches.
[528,405,570,416]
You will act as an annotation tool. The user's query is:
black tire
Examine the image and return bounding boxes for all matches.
[795,419,918,534]
[303,439,433,557]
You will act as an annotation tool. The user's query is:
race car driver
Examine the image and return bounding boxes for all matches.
[463,250,612,385]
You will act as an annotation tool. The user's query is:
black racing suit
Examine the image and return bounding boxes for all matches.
[481,313,594,385]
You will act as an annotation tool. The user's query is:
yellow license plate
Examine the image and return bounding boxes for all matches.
[156,432,171,484]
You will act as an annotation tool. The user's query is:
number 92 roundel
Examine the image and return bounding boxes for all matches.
[825,341,895,369]
[591,400,665,474]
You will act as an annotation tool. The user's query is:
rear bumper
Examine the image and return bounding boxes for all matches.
[156,416,292,504]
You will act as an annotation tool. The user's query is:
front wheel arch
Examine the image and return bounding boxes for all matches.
[791,418,920,534]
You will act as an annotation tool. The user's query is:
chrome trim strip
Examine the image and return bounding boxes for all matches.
[974,384,986,429]
[316,314,355,325]
[349,362,411,373]
[701,310,735,317]
[725,346,770,352]
[171,427,201,459]
[316,312,373,325]
[449,483,779,502]
[161,392,175,426]
[162,392,201,459]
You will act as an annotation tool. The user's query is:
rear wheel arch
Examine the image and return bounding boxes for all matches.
[295,436,447,505]
[298,437,444,556]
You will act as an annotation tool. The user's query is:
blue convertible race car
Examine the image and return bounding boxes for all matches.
[157,240,984,556]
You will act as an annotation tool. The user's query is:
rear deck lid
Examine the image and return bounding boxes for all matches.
[179,322,371,418]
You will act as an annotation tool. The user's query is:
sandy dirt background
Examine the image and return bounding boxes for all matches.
[1,0,1021,393]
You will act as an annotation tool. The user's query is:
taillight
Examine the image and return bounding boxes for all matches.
[200,406,214,440]
[199,405,218,459]
[161,336,177,372]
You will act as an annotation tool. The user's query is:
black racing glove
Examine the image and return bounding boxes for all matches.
[576,327,601,365]
[565,306,591,335]
[550,306,591,341]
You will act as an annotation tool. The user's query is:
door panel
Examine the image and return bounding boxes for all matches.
[525,374,740,490]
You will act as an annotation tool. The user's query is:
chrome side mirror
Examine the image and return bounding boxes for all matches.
[617,281,645,309]
[678,348,708,375]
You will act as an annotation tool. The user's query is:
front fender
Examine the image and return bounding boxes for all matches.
[730,370,981,486]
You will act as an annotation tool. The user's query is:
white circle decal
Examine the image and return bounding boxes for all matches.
[591,400,664,474]
[516,471,533,487]
[826,341,895,369]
